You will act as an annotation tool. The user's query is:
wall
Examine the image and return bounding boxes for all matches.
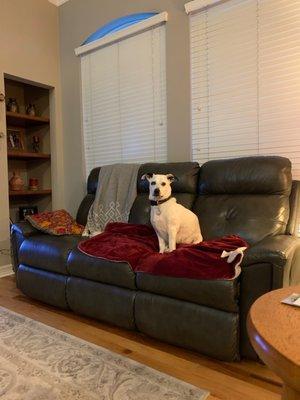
[59,0,191,215]
[0,0,65,211]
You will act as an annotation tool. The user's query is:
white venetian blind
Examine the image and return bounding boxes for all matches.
[258,0,300,179]
[80,23,167,176]
[188,0,300,179]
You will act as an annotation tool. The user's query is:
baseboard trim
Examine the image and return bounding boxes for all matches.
[0,264,14,278]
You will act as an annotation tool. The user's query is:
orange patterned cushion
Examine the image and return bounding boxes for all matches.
[26,209,84,236]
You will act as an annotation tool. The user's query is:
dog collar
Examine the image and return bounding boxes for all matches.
[150,196,173,206]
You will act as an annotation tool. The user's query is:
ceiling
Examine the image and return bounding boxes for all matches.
[48,0,70,6]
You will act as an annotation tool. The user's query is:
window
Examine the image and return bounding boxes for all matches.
[187,0,300,179]
[76,13,167,176]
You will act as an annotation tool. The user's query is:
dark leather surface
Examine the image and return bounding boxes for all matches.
[138,162,200,194]
[67,248,136,289]
[242,234,300,268]
[10,232,19,273]
[19,235,82,275]
[11,222,41,273]
[193,194,289,244]
[199,156,292,195]
[11,221,40,237]
[239,263,272,359]
[129,193,197,225]
[17,265,69,309]
[66,277,136,330]
[135,292,239,361]
[76,194,95,226]
[286,180,300,235]
[136,273,239,312]
[87,167,101,194]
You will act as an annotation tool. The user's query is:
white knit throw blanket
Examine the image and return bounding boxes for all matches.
[83,164,140,236]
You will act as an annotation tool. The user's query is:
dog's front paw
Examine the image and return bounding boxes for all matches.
[159,243,168,253]
[161,246,171,253]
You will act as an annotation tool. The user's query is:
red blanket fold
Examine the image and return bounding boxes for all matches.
[78,222,248,280]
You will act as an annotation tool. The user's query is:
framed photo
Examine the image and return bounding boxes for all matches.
[19,206,38,221]
[7,128,25,151]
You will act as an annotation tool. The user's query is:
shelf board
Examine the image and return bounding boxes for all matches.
[8,151,51,160]
[9,189,52,197]
[6,111,50,127]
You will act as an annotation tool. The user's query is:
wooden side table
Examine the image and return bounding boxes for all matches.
[247,286,300,400]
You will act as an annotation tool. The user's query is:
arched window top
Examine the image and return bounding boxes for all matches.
[83,12,158,45]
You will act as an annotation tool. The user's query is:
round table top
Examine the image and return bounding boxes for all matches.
[247,285,300,391]
[248,285,300,365]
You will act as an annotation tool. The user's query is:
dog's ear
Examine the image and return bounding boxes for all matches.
[141,173,153,181]
[166,174,178,183]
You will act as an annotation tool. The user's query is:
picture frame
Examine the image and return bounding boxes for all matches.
[19,206,38,221]
[7,128,26,152]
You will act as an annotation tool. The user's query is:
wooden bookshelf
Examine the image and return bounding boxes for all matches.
[6,111,50,127]
[9,189,52,197]
[5,77,52,222]
[8,151,51,160]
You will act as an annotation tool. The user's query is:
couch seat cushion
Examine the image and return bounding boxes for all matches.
[136,272,239,312]
[19,234,82,275]
[67,248,136,290]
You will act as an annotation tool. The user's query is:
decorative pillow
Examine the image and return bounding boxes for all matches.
[25,209,84,236]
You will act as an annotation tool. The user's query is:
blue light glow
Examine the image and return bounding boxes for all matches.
[254,334,269,353]
[83,13,158,45]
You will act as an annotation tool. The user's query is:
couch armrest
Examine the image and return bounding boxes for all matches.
[10,221,40,273]
[242,235,300,286]
[11,221,40,237]
[240,234,300,358]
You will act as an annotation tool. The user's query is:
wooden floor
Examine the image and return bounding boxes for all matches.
[0,275,283,400]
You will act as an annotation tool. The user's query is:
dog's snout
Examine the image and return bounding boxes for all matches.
[153,188,160,196]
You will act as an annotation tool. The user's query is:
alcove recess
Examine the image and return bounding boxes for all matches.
[5,77,52,222]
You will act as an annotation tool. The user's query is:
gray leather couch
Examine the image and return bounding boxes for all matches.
[11,156,300,361]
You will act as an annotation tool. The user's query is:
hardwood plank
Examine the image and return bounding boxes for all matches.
[0,276,282,400]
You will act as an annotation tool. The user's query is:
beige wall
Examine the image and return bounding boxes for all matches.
[0,0,64,211]
[59,0,191,215]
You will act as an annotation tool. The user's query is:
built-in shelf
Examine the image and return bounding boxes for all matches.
[9,189,52,197]
[6,111,50,127]
[7,151,51,160]
[5,77,52,223]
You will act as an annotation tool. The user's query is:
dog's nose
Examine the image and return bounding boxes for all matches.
[153,188,160,196]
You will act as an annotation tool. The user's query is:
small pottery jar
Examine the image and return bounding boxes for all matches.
[9,172,24,191]
[26,104,36,116]
[28,178,39,191]
[6,98,19,113]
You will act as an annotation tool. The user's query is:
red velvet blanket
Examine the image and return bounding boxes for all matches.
[78,223,248,280]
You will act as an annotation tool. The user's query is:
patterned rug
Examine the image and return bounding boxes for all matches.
[0,307,209,399]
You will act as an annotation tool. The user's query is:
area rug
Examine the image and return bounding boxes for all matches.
[0,307,209,399]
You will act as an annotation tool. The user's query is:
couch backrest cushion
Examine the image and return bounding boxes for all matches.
[75,167,100,225]
[193,156,292,244]
[77,163,200,226]
[87,167,101,194]
[129,162,200,225]
[76,194,95,226]
[286,180,300,235]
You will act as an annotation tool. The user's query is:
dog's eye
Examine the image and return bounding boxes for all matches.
[151,181,156,186]
[161,182,166,186]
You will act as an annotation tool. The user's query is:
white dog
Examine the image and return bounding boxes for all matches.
[142,173,203,253]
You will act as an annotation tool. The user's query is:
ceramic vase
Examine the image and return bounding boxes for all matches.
[9,172,24,191]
